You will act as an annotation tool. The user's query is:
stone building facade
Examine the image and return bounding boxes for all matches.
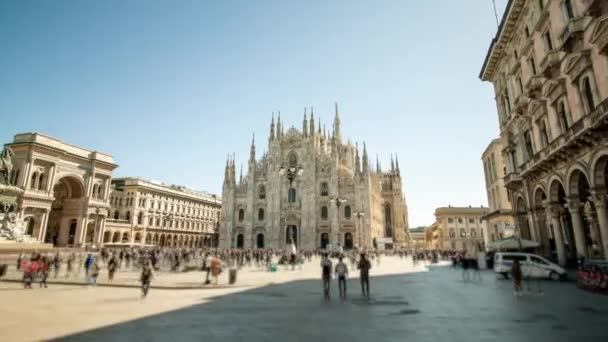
[433,207,489,251]
[105,178,221,248]
[219,106,409,250]
[480,0,608,265]
[481,138,515,241]
[5,133,116,247]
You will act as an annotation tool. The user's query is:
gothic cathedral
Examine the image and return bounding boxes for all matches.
[219,104,409,250]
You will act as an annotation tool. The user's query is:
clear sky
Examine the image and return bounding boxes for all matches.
[0,0,508,227]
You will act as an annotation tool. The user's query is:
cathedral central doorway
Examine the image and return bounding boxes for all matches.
[236,234,244,249]
[344,232,353,249]
[286,225,298,247]
[320,232,329,249]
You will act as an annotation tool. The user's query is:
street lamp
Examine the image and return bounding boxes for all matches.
[329,197,347,249]
[93,207,101,248]
[354,211,365,249]
[279,164,304,185]
[278,164,304,253]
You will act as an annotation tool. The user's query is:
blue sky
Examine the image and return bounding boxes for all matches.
[0,0,508,227]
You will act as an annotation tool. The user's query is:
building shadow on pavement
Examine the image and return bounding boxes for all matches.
[53,268,608,342]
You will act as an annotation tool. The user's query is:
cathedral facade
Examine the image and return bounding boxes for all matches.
[219,105,409,250]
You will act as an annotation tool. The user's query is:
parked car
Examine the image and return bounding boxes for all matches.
[494,252,566,281]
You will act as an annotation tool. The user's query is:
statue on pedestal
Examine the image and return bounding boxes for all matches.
[0,146,31,243]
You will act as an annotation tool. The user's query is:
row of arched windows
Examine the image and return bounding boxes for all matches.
[29,171,46,191]
[91,183,104,200]
[256,182,330,200]
[320,205,352,220]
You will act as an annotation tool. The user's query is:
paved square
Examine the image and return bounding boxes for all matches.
[1,257,607,342]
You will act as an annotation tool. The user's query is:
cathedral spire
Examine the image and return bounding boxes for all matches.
[277,112,282,139]
[391,153,395,172]
[269,113,275,142]
[239,164,243,184]
[309,107,315,137]
[362,143,368,175]
[230,154,236,185]
[355,143,361,175]
[224,156,229,185]
[317,118,321,136]
[395,153,400,176]
[333,102,341,144]
[250,133,256,162]
[376,154,382,174]
[303,108,308,138]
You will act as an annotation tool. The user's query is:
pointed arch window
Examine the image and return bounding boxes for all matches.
[321,206,328,220]
[238,208,245,222]
[557,99,570,132]
[320,182,329,196]
[30,172,38,189]
[540,119,550,147]
[37,173,46,191]
[344,205,352,219]
[288,152,298,168]
[258,208,265,221]
[288,188,296,203]
[580,76,596,114]
[258,185,266,199]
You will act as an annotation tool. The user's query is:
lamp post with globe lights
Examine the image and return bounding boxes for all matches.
[329,196,347,252]
[278,163,304,253]
[354,211,365,249]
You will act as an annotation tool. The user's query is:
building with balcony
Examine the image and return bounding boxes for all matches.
[105,178,221,248]
[481,138,516,242]
[432,206,489,251]
[480,0,608,265]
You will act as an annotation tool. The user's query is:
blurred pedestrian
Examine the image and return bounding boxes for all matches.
[358,253,371,298]
[140,263,153,298]
[320,253,332,300]
[511,259,522,296]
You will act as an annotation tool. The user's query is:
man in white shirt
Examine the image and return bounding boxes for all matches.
[334,256,349,300]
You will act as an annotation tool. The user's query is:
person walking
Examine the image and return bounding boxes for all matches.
[320,253,332,300]
[38,256,50,288]
[210,254,222,285]
[88,260,99,286]
[66,252,75,278]
[107,256,117,282]
[357,253,372,298]
[53,253,62,278]
[21,259,34,289]
[511,259,523,296]
[140,263,153,298]
[203,253,212,285]
[335,256,349,300]
[84,253,94,279]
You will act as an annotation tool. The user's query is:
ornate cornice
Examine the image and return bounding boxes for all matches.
[480,0,526,81]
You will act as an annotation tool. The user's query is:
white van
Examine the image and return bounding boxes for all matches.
[494,252,566,281]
